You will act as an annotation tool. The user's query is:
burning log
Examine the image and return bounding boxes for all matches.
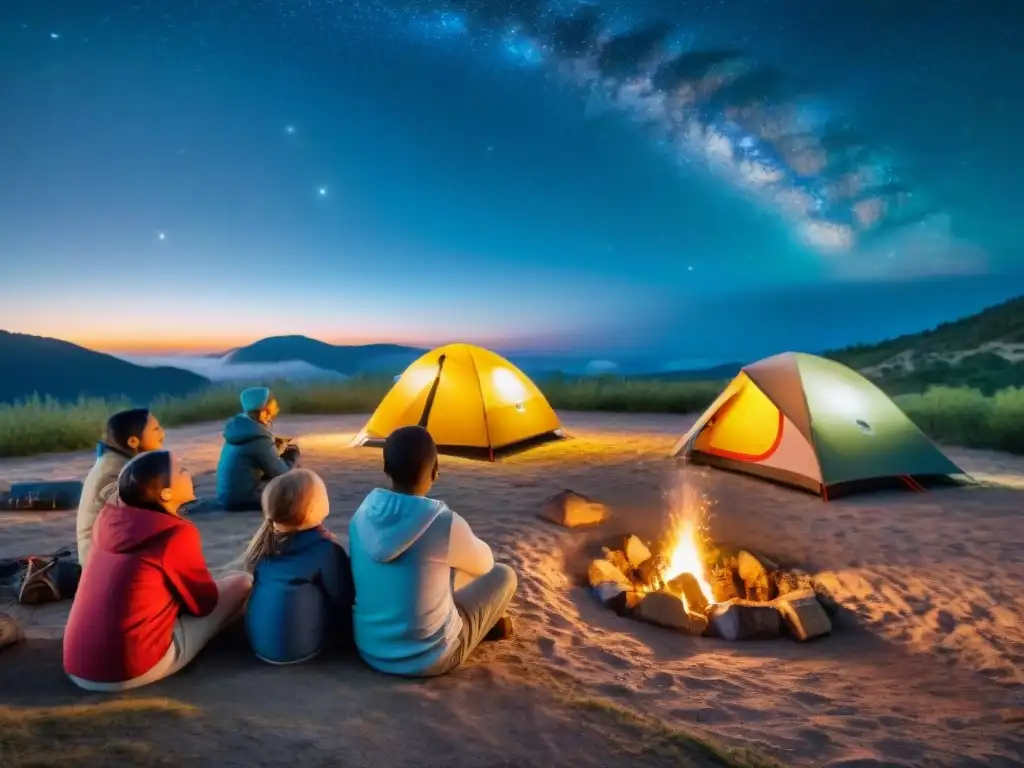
[633,554,669,591]
[706,600,781,641]
[635,591,709,635]
[603,547,634,582]
[710,564,742,602]
[665,572,709,614]
[773,589,832,641]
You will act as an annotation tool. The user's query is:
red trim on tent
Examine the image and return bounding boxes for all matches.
[900,475,925,493]
[704,410,786,463]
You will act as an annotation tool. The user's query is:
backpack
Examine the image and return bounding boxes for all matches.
[0,548,82,605]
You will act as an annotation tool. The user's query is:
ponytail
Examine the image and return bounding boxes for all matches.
[240,519,277,573]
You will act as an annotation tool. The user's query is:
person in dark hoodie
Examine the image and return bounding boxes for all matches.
[76,408,165,567]
[216,387,300,511]
[349,426,517,677]
[241,468,354,664]
[63,450,253,691]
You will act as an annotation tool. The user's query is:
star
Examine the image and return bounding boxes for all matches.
[317,186,328,197]
[49,32,60,40]
[687,265,693,271]
[485,144,495,153]
[285,124,296,135]
[157,232,166,241]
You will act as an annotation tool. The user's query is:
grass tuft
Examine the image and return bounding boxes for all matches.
[0,698,197,768]
[567,695,784,768]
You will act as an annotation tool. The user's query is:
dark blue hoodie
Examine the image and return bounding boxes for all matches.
[245,526,354,664]
[216,413,295,509]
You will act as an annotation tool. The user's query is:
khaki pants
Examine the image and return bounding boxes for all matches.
[69,573,252,692]
[422,563,517,677]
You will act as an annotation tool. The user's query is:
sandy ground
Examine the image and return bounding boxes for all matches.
[1,412,1023,767]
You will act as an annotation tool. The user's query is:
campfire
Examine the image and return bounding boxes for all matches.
[587,489,837,642]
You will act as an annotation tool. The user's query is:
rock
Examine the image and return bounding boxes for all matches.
[707,600,781,641]
[774,570,840,617]
[737,550,777,602]
[603,548,634,581]
[633,555,668,591]
[623,535,653,570]
[666,572,710,614]
[588,558,632,589]
[710,565,741,602]
[591,582,642,616]
[773,589,832,641]
[635,591,708,635]
[539,489,610,528]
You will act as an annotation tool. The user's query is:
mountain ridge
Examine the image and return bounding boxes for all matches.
[0,330,210,404]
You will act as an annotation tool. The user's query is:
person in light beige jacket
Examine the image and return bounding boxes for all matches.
[76,408,165,567]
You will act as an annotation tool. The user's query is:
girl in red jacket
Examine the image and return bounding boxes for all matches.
[64,450,252,691]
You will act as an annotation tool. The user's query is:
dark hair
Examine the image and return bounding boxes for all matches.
[104,408,151,455]
[118,450,173,513]
[383,426,437,487]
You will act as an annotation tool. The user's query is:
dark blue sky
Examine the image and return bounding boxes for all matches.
[1,0,1022,359]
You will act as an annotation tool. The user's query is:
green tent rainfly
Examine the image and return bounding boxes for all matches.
[671,352,966,499]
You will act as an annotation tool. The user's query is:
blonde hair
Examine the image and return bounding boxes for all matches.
[240,469,330,573]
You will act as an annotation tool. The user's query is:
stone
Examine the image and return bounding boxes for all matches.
[603,548,634,581]
[666,573,709,614]
[707,600,781,641]
[774,570,840,617]
[623,535,653,570]
[635,591,709,635]
[0,612,22,650]
[773,589,832,641]
[588,558,632,589]
[592,582,642,616]
[539,489,610,528]
[737,550,777,602]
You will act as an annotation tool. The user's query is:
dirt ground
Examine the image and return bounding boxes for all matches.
[1,413,1022,767]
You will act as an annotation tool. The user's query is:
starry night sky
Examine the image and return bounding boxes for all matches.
[2,0,1022,361]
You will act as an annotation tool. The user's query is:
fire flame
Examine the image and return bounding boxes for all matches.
[663,517,716,610]
[662,479,715,611]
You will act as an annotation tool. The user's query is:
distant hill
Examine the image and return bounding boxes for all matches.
[825,295,1024,395]
[226,336,426,376]
[0,331,210,404]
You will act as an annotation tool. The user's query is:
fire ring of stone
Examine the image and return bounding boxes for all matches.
[587,535,839,643]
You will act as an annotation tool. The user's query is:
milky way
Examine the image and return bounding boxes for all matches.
[258,0,986,276]
[402,1,941,256]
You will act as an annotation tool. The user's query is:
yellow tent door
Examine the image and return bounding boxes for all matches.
[356,343,563,456]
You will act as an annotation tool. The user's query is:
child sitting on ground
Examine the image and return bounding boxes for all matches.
[242,469,354,664]
[348,425,517,678]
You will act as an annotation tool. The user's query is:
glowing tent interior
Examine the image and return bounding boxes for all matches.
[352,343,564,460]
[671,352,966,499]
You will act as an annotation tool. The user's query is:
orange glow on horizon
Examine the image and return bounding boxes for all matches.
[70,330,571,356]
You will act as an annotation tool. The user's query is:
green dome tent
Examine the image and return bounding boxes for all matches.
[671,352,966,499]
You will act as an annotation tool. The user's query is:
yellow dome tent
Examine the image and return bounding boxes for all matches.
[352,343,564,460]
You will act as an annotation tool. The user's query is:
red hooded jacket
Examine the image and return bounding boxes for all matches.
[63,502,219,683]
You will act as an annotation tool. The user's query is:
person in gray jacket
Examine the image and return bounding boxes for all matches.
[216,387,300,511]
[77,408,165,566]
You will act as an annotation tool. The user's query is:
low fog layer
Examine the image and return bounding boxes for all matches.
[120,355,348,383]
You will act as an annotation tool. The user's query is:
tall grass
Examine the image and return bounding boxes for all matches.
[1,379,1023,459]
